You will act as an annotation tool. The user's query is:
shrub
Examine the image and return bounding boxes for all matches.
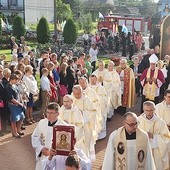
[37,17,50,44]
[63,18,77,44]
[0,18,2,36]
[12,16,26,39]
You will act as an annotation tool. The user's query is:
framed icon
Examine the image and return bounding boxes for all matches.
[138,150,145,163]
[52,125,75,156]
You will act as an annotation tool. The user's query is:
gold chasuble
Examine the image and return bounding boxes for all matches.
[117,67,135,108]
[144,68,158,100]
[115,127,147,170]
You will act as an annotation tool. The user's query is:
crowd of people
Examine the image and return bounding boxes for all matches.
[0,34,170,170]
[82,30,144,58]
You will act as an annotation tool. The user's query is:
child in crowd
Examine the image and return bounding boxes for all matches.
[40,68,51,118]
[85,55,92,77]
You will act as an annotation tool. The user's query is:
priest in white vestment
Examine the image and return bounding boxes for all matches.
[138,101,170,170]
[155,89,170,169]
[93,60,113,116]
[102,112,156,170]
[78,76,102,136]
[72,85,97,161]
[31,102,68,170]
[59,95,87,156]
[89,74,108,139]
[107,61,122,118]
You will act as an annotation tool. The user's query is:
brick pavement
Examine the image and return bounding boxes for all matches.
[0,97,141,170]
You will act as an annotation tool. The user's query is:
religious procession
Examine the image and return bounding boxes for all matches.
[0,0,170,170]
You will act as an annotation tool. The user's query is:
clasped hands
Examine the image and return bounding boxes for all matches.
[146,78,157,84]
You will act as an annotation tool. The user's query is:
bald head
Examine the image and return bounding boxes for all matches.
[124,112,138,134]
[63,95,73,109]
[120,59,127,69]
[72,85,82,99]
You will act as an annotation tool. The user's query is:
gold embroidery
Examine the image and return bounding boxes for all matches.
[40,133,45,146]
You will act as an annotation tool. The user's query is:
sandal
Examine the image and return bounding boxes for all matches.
[31,118,35,123]
[26,119,32,125]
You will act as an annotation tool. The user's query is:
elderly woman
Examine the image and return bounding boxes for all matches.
[6,74,25,138]
[23,65,39,124]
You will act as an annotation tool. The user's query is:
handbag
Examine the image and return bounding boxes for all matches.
[59,85,68,96]
[0,100,4,108]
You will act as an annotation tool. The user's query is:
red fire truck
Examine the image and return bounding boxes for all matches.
[98,15,151,35]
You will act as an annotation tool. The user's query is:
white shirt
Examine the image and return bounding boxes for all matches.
[22,75,38,95]
[42,148,92,170]
[41,75,51,91]
[89,48,98,62]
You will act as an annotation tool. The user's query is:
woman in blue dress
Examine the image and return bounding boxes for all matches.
[6,74,25,138]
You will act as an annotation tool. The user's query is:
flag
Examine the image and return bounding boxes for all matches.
[122,24,128,34]
[99,12,104,19]
[61,20,66,31]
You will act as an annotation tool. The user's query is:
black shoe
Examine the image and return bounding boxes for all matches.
[107,118,112,122]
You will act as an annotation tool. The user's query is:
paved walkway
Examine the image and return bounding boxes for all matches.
[0,97,141,170]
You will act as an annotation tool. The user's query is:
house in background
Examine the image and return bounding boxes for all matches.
[0,0,54,24]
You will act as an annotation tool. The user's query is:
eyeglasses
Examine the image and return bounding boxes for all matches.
[125,121,139,127]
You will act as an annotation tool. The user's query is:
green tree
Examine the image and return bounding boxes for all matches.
[57,0,73,22]
[12,16,26,39]
[62,0,83,18]
[82,13,93,33]
[0,18,2,36]
[36,17,50,44]
[63,18,77,44]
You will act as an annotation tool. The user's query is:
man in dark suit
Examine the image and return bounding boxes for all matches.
[140,49,151,72]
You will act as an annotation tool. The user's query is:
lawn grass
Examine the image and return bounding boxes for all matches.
[0,49,11,62]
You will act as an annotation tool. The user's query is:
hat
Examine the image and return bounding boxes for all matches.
[149,54,158,64]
